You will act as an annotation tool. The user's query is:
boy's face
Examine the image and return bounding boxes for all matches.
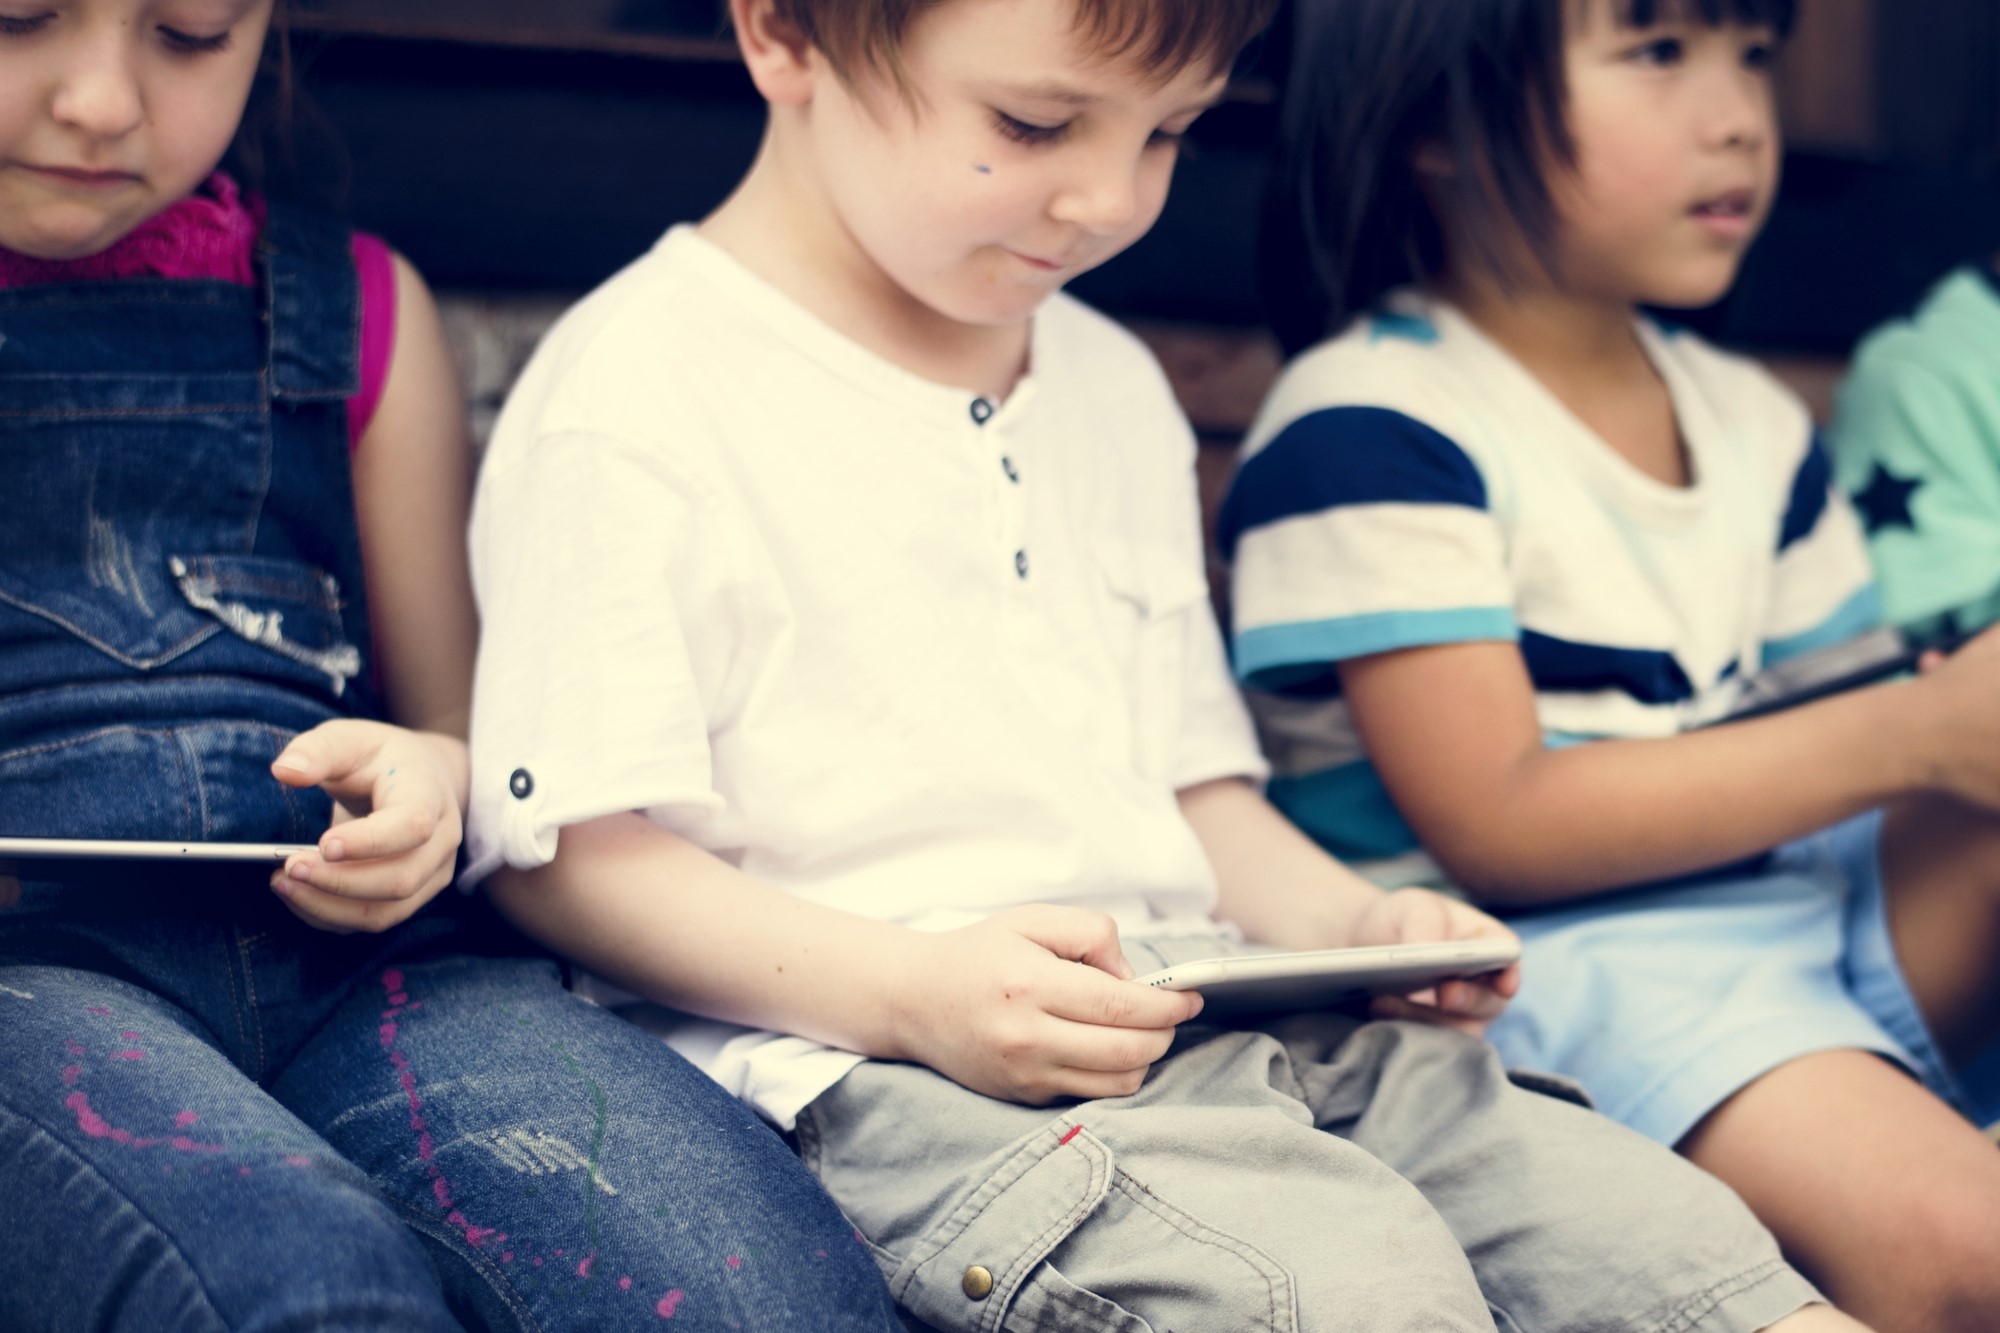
[0,0,272,260]
[796,0,1227,329]
[1549,0,1782,308]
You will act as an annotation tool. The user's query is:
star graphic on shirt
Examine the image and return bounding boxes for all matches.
[1851,462,1922,534]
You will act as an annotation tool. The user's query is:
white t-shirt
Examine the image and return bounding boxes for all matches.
[467,226,1266,1127]
[1223,293,1876,863]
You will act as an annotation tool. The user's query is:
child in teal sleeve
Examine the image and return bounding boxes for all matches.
[1830,262,2000,639]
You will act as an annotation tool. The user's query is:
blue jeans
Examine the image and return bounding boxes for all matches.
[0,883,900,1332]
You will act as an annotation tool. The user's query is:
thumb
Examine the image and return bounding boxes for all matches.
[1009,906,1134,980]
[270,722,368,791]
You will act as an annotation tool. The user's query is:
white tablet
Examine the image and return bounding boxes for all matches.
[0,837,312,876]
[1137,938,1521,1018]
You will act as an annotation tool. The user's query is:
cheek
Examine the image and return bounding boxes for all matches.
[149,55,264,178]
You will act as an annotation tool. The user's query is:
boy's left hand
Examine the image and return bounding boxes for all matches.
[1345,887,1522,1037]
[266,721,466,935]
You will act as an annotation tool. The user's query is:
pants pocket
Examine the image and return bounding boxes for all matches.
[884,1122,1292,1333]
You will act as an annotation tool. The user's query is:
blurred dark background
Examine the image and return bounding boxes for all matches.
[274,0,2000,434]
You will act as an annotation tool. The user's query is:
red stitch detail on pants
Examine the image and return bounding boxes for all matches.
[1058,1124,1083,1146]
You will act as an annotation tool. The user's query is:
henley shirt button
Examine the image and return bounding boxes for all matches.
[961,1266,995,1301]
[508,768,535,800]
[969,397,994,425]
[1014,550,1029,579]
[1001,456,1020,483]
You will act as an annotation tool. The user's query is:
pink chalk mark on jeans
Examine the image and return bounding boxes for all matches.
[724,1255,741,1270]
[174,1111,199,1129]
[501,1251,514,1264]
[66,1093,224,1154]
[577,1253,597,1279]
[60,1064,82,1088]
[656,1289,686,1319]
[376,968,500,1250]
[84,1006,112,1016]
[111,1050,146,1061]
[619,1277,633,1291]
[284,1156,312,1168]
[121,1031,140,1041]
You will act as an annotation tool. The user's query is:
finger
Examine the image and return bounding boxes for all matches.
[1432,976,1511,1019]
[1009,906,1134,980]
[1918,649,1946,674]
[1035,1017,1177,1074]
[270,874,428,935]
[319,798,451,866]
[1044,1064,1157,1102]
[1392,891,1454,945]
[1043,971,1202,1029]
[281,841,452,903]
[270,720,374,790]
[1369,994,1489,1036]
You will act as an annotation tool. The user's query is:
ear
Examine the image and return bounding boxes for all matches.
[730,0,819,107]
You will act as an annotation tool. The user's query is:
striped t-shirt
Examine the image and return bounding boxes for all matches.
[1221,293,1877,863]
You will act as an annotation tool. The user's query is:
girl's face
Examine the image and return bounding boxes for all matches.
[792,0,1227,330]
[1546,0,1782,308]
[0,0,273,260]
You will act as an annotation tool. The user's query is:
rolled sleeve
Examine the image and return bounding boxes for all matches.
[465,431,728,884]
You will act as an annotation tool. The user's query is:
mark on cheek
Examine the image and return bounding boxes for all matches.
[973,163,993,174]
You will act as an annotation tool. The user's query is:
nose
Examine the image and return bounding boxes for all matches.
[49,27,147,142]
[1048,140,1148,237]
[1706,64,1773,156]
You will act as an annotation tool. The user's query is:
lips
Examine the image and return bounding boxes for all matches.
[23,164,141,186]
[1691,188,1755,219]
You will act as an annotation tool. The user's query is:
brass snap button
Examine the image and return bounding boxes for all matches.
[961,1265,995,1301]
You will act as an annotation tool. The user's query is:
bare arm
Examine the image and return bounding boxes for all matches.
[487,812,1205,1104]
[1339,630,2000,907]
[1176,777,1521,1032]
[268,254,477,931]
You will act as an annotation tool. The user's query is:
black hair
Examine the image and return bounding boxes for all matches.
[225,2,350,210]
[1263,0,1795,354]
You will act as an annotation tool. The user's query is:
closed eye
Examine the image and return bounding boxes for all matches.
[0,12,54,37]
[992,110,1068,147]
[159,25,232,55]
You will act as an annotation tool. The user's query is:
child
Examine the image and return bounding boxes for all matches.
[0,3,903,1329]
[1829,255,2000,643]
[467,0,1859,1328]
[1225,0,2000,1326]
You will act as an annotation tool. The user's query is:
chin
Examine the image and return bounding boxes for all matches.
[3,208,129,263]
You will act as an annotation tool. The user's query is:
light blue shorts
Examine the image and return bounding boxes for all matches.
[1487,811,1999,1147]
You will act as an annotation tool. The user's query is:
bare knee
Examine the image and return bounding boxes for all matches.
[1873,1194,2000,1333]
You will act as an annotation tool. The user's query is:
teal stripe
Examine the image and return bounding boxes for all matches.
[1268,760,1422,861]
[1762,584,1883,665]
[1235,607,1517,690]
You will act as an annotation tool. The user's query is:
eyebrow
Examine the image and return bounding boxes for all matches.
[992,80,1101,107]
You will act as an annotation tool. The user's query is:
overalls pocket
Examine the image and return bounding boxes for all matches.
[0,370,266,669]
[169,554,361,696]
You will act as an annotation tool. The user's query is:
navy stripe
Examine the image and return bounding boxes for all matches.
[1219,407,1486,559]
[1778,433,1833,552]
[1519,631,1694,705]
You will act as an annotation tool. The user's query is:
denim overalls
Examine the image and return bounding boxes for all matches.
[0,207,900,1333]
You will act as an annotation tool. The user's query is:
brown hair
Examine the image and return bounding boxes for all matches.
[772,0,1282,90]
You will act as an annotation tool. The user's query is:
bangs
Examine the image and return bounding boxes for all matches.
[1069,0,1284,83]
[777,0,1279,92]
[1612,0,1795,35]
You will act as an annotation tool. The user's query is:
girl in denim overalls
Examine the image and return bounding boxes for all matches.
[0,4,902,1330]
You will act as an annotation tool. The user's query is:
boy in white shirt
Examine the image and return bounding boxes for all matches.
[465,1,1859,1329]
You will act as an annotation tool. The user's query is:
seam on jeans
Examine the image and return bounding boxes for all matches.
[1646,1258,1795,1333]
[0,404,257,420]
[1105,1168,1293,1333]
[384,1194,544,1333]
[0,1098,234,1333]
[233,928,266,1082]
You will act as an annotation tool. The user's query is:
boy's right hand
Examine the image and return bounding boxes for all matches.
[892,905,1202,1106]
[1908,622,2000,810]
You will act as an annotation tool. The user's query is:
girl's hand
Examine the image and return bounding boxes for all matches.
[267,721,466,935]
[1345,888,1522,1037]
[891,905,1203,1105]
